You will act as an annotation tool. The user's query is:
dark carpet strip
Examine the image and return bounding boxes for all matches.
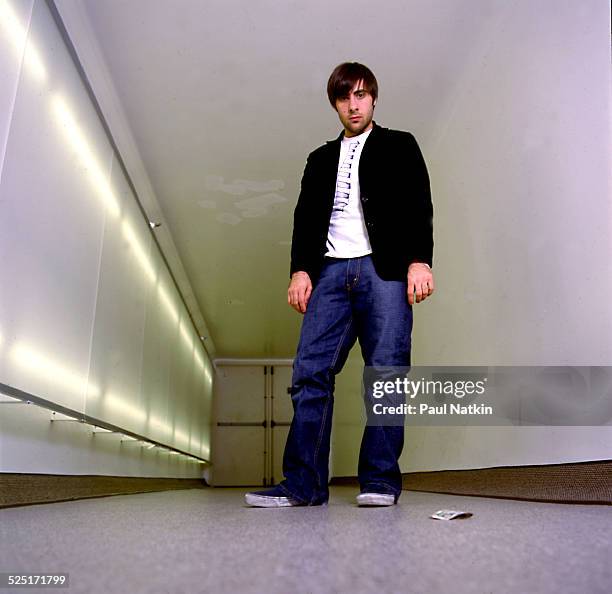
[0,474,207,508]
[3,461,611,508]
[332,460,612,504]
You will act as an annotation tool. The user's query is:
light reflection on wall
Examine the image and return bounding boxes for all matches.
[1,0,211,455]
[50,96,202,359]
[149,415,173,436]
[174,429,190,446]
[105,391,147,424]
[9,342,100,398]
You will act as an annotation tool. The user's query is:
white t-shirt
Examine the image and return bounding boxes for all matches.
[325,128,373,258]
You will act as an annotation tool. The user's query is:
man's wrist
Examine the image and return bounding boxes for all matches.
[409,261,431,270]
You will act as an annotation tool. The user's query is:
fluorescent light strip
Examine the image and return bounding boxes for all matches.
[193,352,212,383]
[203,363,213,384]
[0,0,47,82]
[194,350,205,371]
[0,3,211,440]
[121,220,156,282]
[158,284,179,325]
[51,95,121,218]
[179,320,193,351]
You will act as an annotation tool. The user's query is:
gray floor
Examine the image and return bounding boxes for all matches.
[1,486,610,594]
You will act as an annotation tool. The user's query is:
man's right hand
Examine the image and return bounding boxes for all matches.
[288,271,312,314]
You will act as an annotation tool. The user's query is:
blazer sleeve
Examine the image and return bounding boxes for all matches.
[407,133,434,267]
[289,153,317,278]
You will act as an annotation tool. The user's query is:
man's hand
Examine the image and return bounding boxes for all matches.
[288,271,312,313]
[407,262,434,305]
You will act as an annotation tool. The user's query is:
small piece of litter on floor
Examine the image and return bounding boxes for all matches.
[430,509,473,520]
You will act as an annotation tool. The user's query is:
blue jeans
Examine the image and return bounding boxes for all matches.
[279,255,412,505]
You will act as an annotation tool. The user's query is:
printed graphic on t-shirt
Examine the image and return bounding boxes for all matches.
[325,128,372,258]
[333,141,359,212]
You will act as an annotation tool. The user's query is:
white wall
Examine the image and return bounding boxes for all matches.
[332,0,612,476]
[1,0,608,483]
[0,0,212,478]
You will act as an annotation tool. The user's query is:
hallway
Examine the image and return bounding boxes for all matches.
[2,486,610,594]
[2,1,612,593]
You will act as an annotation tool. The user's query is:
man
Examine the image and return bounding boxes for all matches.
[246,62,434,507]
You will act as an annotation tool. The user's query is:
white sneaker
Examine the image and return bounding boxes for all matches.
[356,492,396,506]
[244,487,303,507]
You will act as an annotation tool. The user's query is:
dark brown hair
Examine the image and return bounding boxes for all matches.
[327,62,378,109]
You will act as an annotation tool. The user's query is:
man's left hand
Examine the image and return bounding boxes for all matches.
[407,263,434,305]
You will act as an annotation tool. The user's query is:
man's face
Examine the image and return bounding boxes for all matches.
[335,79,376,137]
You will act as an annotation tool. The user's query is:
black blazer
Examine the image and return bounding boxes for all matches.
[290,122,433,283]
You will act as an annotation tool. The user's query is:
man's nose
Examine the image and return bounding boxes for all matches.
[348,95,358,111]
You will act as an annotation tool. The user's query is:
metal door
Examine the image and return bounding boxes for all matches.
[212,364,294,486]
[212,365,265,486]
[270,366,293,485]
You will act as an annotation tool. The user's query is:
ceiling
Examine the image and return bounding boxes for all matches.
[76,0,504,358]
